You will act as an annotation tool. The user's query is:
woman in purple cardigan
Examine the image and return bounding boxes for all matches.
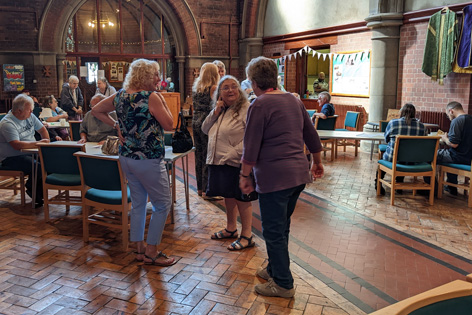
[239,56,324,298]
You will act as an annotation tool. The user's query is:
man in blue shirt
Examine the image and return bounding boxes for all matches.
[437,101,472,195]
[0,94,50,207]
[311,91,335,121]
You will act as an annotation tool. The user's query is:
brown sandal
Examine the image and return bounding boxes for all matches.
[144,252,176,266]
[211,228,238,239]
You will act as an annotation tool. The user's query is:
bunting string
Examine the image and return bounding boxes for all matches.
[276,45,370,65]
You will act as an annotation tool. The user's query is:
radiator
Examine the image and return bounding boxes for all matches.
[419,111,450,132]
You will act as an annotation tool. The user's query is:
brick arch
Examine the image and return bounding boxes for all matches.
[38,0,201,56]
[241,0,267,39]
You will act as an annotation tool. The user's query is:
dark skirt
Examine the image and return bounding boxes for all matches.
[206,164,252,202]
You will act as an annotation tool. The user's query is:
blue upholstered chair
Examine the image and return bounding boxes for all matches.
[38,142,85,221]
[314,115,338,161]
[0,113,6,120]
[377,135,440,205]
[69,121,82,141]
[75,151,131,251]
[335,111,361,158]
[438,161,472,207]
[306,109,317,118]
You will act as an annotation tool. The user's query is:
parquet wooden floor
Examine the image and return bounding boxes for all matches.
[1,145,472,314]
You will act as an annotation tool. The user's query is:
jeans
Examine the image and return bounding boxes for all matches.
[1,154,43,202]
[437,149,458,184]
[258,184,305,290]
[119,156,171,246]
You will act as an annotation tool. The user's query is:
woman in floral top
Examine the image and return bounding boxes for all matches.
[92,59,176,266]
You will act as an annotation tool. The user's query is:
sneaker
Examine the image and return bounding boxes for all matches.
[445,185,458,196]
[256,267,270,280]
[255,278,295,298]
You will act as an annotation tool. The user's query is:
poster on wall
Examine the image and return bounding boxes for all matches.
[330,51,370,97]
[3,64,25,92]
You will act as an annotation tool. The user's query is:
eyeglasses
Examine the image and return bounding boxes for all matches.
[221,85,238,92]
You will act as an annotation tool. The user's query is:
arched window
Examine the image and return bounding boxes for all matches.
[64,0,176,91]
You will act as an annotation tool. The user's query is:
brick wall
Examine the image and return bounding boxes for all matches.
[397,22,471,113]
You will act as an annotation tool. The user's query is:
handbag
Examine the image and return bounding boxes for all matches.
[172,112,193,153]
[101,136,120,155]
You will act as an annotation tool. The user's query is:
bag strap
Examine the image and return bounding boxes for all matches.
[175,111,182,131]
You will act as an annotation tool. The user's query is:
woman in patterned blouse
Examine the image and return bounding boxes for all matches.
[92,59,176,266]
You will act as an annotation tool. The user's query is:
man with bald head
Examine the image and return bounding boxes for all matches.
[78,94,117,144]
[60,75,84,120]
[0,94,50,207]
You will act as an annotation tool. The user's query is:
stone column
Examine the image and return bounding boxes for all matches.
[56,53,66,94]
[176,56,186,102]
[365,0,404,123]
[239,37,263,71]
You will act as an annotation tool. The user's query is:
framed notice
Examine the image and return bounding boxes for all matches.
[3,64,25,92]
[330,51,370,98]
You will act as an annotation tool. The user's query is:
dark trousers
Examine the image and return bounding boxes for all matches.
[1,155,43,202]
[192,124,208,192]
[259,184,305,290]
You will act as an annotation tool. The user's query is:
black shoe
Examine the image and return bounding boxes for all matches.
[445,186,458,196]
[395,189,403,195]
[34,200,44,208]
[375,184,386,195]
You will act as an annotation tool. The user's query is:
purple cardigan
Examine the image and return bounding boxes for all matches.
[242,93,322,194]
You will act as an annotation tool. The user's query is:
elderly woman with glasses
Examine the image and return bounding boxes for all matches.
[239,56,324,298]
[202,75,254,250]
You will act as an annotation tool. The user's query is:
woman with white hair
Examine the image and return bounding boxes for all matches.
[93,59,175,266]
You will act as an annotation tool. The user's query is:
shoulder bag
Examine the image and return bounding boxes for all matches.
[172,112,194,153]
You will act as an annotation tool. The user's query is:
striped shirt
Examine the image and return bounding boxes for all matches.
[383,117,427,162]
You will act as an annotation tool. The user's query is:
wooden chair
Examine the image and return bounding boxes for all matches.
[438,161,472,207]
[378,120,389,159]
[335,111,360,158]
[0,169,26,206]
[314,115,338,161]
[370,278,472,315]
[377,136,440,205]
[75,152,131,251]
[69,121,82,141]
[38,142,85,221]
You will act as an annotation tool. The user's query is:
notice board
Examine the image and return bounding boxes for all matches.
[330,51,370,97]
[3,64,25,92]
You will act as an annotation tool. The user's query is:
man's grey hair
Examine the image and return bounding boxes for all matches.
[69,75,79,83]
[319,91,331,102]
[90,93,107,106]
[12,94,34,112]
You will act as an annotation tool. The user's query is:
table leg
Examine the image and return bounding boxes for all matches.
[171,161,176,224]
[31,153,38,208]
[182,155,190,210]
[370,141,374,160]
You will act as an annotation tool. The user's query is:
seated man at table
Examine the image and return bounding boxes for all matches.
[311,91,335,121]
[0,94,50,207]
[376,103,427,195]
[436,101,472,195]
[78,94,117,144]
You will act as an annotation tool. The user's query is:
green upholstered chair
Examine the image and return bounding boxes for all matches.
[0,113,6,120]
[369,279,472,315]
[69,121,82,141]
[314,115,338,161]
[377,135,440,205]
[38,142,85,221]
[335,111,361,158]
[438,161,472,207]
[74,151,131,251]
[164,132,173,146]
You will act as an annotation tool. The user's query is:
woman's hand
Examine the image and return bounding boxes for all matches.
[310,162,324,181]
[239,175,254,194]
[214,97,226,116]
